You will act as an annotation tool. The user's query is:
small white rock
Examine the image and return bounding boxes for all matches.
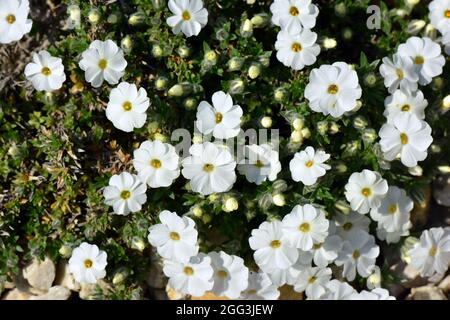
[23,257,56,291]
[29,286,71,300]
[410,286,447,300]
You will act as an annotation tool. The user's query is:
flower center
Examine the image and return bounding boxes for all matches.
[396,68,404,79]
[352,250,360,259]
[170,232,180,241]
[290,6,299,16]
[41,67,52,76]
[217,270,228,278]
[151,159,162,169]
[400,133,409,145]
[254,160,265,168]
[388,204,397,214]
[98,59,108,70]
[122,101,133,111]
[270,240,281,249]
[313,243,322,249]
[308,276,317,284]
[203,163,215,172]
[305,160,314,168]
[429,245,438,257]
[328,84,339,94]
[183,266,194,276]
[401,104,410,112]
[215,112,223,123]
[182,10,191,21]
[120,190,131,200]
[361,187,372,197]
[342,222,353,231]
[299,222,310,233]
[414,56,424,65]
[6,14,15,24]
[291,42,302,53]
[445,10,450,18]
[84,259,93,268]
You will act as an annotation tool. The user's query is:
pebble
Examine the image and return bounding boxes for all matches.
[23,257,55,291]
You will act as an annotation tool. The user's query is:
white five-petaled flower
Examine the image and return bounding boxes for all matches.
[379,54,419,94]
[384,88,428,121]
[239,271,280,300]
[68,242,107,284]
[332,211,371,240]
[106,82,150,132]
[344,169,389,214]
[266,251,311,286]
[79,39,127,88]
[379,113,433,168]
[289,146,331,186]
[408,227,450,277]
[163,254,214,297]
[0,0,32,44]
[148,210,199,263]
[282,204,329,251]
[293,266,332,299]
[397,37,445,85]
[166,0,208,37]
[103,172,147,215]
[207,251,249,299]
[318,279,356,300]
[238,144,281,185]
[335,229,380,281]
[274,29,320,71]
[181,142,236,195]
[376,220,412,244]
[429,0,450,34]
[196,91,243,140]
[249,220,299,272]
[270,0,319,34]
[24,50,66,92]
[305,62,362,118]
[133,140,180,188]
[311,235,343,268]
[370,186,413,233]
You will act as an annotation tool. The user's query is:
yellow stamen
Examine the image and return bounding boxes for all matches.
[299,222,310,233]
[328,84,339,94]
[401,104,410,112]
[203,163,214,172]
[41,67,52,76]
[120,190,131,200]
[291,42,302,53]
[170,232,180,241]
[290,6,299,16]
[215,112,223,123]
[270,240,281,249]
[217,270,228,278]
[183,266,194,276]
[122,101,132,111]
[98,59,108,70]
[361,187,372,197]
[151,159,162,169]
[255,160,265,168]
[342,222,353,231]
[396,69,404,79]
[305,160,314,168]
[6,14,16,24]
[313,243,322,249]
[308,276,317,284]
[353,250,360,259]
[388,204,397,214]
[400,133,408,145]
[429,246,438,257]
[84,259,93,268]
[414,56,424,65]
[445,10,450,18]
[182,10,191,21]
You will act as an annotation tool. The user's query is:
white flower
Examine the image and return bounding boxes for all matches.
[24,51,66,92]
[249,220,299,271]
[289,146,331,186]
[148,210,198,263]
[429,0,450,34]
[305,62,362,118]
[335,230,380,281]
[344,169,389,214]
[68,242,107,284]
[238,144,281,185]
[293,266,332,299]
[408,227,450,277]
[79,39,127,88]
[274,29,320,71]
[266,251,311,286]
[181,142,236,195]
[379,54,419,94]
[318,280,356,300]
[195,91,243,139]
[106,82,149,132]
[384,88,428,121]
[281,204,329,251]
[397,37,445,85]
[351,288,395,300]
[370,186,413,233]
[376,220,412,244]
[239,271,280,300]
[166,0,208,37]
[208,251,249,299]
[163,254,214,297]
[133,140,180,188]
[311,235,343,268]
[103,172,147,215]
[0,0,32,44]
[270,0,319,33]
[379,113,433,167]
[332,211,371,240]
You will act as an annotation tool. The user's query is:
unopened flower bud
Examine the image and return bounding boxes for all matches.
[128,12,145,25]
[342,28,353,41]
[152,44,164,58]
[107,13,119,24]
[335,3,347,17]
[353,116,368,130]
[408,20,426,35]
[202,214,212,224]
[248,64,261,79]
[364,73,377,87]
[121,36,133,52]
[223,197,239,212]
[88,9,101,24]
[322,37,337,50]
[362,128,377,143]
[408,165,423,177]
[59,245,72,258]
[240,19,253,37]
[261,116,272,128]
[192,206,203,217]
[274,88,287,102]
[228,57,244,71]
[293,118,304,131]
[183,97,197,110]
[334,200,351,214]
[204,50,217,63]
[290,130,303,143]
[300,128,311,139]
[272,194,285,207]
[328,122,340,134]
[131,238,146,251]
[178,46,190,58]
[251,13,270,27]
[155,77,168,90]
[230,79,244,94]
[113,270,128,284]
[317,121,328,135]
